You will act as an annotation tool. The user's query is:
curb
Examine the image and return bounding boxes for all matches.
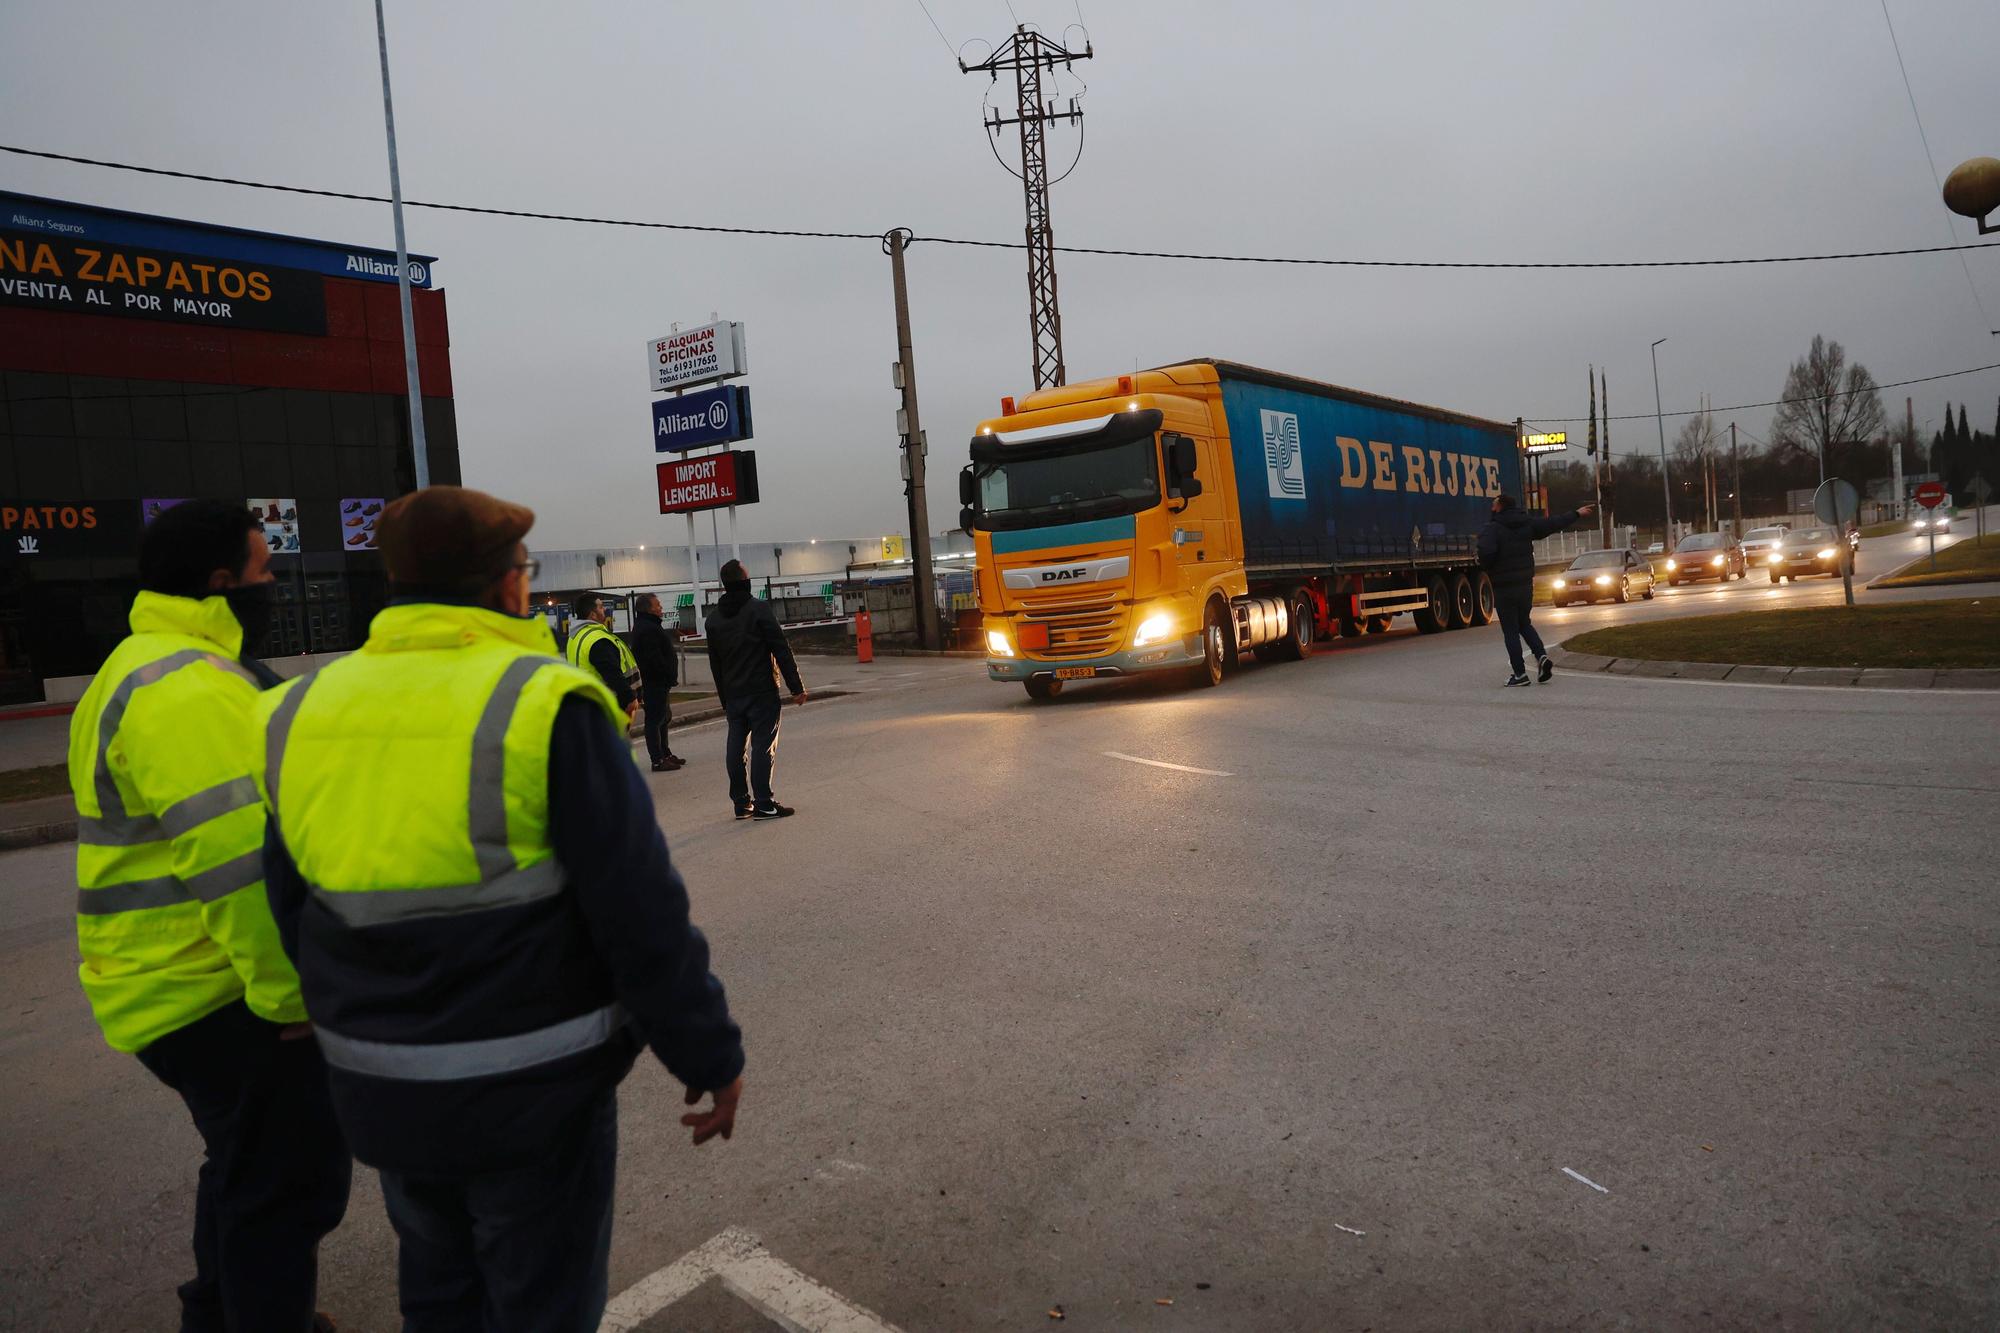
[1550,649,2000,690]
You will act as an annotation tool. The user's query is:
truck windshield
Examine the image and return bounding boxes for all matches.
[974,437,1160,531]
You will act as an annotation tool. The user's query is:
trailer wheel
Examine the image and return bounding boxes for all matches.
[1471,572,1496,625]
[1415,577,1453,634]
[1195,599,1229,687]
[1448,573,1475,629]
[1278,589,1315,660]
[1024,677,1061,702]
[1365,615,1392,634]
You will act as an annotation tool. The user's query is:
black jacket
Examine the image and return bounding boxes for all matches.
[265,696,743,1174]
[631,608,678,691]
[586,636,635,709]
[1478,507,1583,589]
[704,586,803,705]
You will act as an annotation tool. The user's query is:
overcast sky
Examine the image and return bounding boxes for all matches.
[4,0,1997,548]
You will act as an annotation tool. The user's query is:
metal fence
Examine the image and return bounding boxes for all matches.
[1533,525,1637,564]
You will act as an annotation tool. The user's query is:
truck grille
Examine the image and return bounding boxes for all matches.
[1019,590,1127,659]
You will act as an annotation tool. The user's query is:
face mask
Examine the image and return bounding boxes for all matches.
[223,582,277,649]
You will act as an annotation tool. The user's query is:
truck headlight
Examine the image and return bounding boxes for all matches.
[1132,610,1175,648]
[985,628,1015,658]
[1593,575,1612,586]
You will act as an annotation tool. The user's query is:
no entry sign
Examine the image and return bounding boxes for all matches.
[1915,480,1947,509]
[657,450,759,515]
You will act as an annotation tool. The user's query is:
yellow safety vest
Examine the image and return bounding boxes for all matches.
[69,591,305,1053]
[256,604,624,1078]
[564,620,639,690]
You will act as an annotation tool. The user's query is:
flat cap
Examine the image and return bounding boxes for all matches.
[377,485,534,589]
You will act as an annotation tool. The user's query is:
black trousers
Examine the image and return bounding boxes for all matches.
[641,683,675,763]
[134,1000,352,1333]
[1495,583,1546,676]
[378,1090,618,1333]
[724,693,783,808]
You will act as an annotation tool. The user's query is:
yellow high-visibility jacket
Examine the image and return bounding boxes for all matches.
[69,591,305,1052]
[564,620,639,693]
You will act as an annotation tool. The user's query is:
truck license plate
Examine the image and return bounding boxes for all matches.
[1054,667,1096,679]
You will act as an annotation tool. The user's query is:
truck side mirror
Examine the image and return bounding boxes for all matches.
[1167,435,1203,500]
[958,465,976,507]
[959,506,976,529]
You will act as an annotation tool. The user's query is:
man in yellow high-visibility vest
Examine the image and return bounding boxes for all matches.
[258,486,743,1331]
[564,592,639,725]
[70,499,350,1331]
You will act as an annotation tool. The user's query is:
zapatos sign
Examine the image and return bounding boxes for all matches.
[0,500,132,560]
[0,226,327,334]
[657,450,760,515]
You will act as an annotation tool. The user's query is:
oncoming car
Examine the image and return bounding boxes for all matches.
[1551,549,1657,607]
[1665,532,1746,585]
[1740,524,1788,564]
[1769,525,1845,582]
[1911,510,1952,534]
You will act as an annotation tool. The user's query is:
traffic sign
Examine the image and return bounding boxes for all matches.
[1812,478,1859,526]
[1914,480,1947,510]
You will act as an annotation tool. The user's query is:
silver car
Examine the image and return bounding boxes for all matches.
[1741,524,1789,565]
[1551,548,1657,606]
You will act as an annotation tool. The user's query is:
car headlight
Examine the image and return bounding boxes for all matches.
[1665,559,1677,571]
[1710,554,1725,567]
[1593,574,1612,586]
[1132,609,1176,648]
[1767,550,1782,561]
[985,628,1015,658]
[1817,547,1836,559]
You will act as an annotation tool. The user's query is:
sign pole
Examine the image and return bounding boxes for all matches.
[686,513,701,623]
[728,506,741,564]
[373,0,428,491]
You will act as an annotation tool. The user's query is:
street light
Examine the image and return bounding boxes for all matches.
[1650,338,1672,547]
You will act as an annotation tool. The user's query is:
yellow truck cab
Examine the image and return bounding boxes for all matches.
[963,360,1520,701]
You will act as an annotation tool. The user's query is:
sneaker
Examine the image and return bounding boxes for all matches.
[751,801,795,820]
[1504,673,1532,687]
[1537,655,1554,683]
[651,758,671,772]
[734,802,753,820]
[667,755,687,770]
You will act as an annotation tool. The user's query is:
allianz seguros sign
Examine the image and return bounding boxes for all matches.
[653,384,753,453]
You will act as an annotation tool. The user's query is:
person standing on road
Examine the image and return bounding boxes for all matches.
[633,592,685,772]
[1477,495,1596,687]
[704,559,806,820]
[68,499,350,1332]
[565,593,639,726]
[256,486,745,1333]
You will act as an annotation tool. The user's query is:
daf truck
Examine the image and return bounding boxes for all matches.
[962,359,1522,700]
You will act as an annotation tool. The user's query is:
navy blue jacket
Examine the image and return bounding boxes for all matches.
[267,694,743,1174]
[1478,507,1583,589]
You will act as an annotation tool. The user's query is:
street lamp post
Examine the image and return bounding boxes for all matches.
[1651,338,1672,549]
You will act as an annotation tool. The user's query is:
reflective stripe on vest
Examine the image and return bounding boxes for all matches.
[267,655,570,926]
[314,1003,628,1082]
[77,648,261,907]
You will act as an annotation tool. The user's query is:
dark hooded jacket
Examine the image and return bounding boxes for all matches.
[1477,507,1584,589]
[703,582,804,705]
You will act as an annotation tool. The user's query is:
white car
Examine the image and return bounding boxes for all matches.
[1741,524,1789,565]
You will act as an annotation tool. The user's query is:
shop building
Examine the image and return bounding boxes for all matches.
[0,191,458,703]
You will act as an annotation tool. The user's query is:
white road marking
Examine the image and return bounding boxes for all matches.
[1101,750,1234,777]
[599,1226,903,1332]
[1332,1222,1367,1236]
[1562,1167,1610,1193]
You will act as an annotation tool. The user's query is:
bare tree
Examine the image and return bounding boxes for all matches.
[1768,335,1886,479]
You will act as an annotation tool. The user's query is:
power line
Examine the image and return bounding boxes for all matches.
[1522,359,2000,426]
[1879,0,1993,331]
[8,143,2000,271]
[914,0,957,59]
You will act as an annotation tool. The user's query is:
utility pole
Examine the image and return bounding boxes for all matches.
[1894,397,1911,519]
[1651,338,1672,549]
[1730,421,1742,538]
[1601,368,1615,544]
[373,0,428,490]
[1588,365,1605,544]
[962,25,1092,389]
[885,229,941,650]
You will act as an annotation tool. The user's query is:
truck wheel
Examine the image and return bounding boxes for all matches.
[1024,677,1061,702]
[1279,589,1314,660]
[1448,573,1475,629]
[1415,577,1452,634]
[1471,573,1496,625]
[1366,615,1392,634]
[1196,600,1229,687]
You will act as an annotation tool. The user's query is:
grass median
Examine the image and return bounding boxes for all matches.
[1562,597,2000,669]
[1871,533,2000,588]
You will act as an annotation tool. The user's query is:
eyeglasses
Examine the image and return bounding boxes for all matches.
[515,556,541,580]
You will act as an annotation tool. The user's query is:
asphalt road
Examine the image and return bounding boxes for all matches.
[3,538,1996,1330]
